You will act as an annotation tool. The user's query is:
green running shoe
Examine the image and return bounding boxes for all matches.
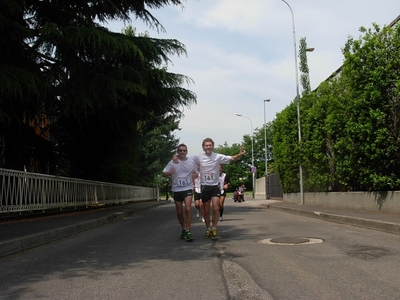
[185,230,194,242]
[180,229,187,239]
[211,229,219,240]
[205,230,211,239]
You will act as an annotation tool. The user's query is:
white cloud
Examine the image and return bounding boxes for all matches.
[106,0,400,155]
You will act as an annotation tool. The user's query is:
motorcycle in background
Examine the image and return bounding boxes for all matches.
[233,188,244,202]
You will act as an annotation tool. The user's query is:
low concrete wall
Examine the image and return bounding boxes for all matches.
[255,177,266,200]
[256,176,400,213]
[255,176,283,199]
[284,191,400,213]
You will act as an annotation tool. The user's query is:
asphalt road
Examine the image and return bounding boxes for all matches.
[0,200,399,300]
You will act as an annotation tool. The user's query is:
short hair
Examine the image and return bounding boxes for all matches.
[177,144,187,151]
[202,138,214,147]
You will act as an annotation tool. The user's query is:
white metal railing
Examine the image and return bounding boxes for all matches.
[0,168,156,213]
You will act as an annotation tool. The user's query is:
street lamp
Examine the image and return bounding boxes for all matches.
[235,113,254,198]
[281,0,304,205]
[263,99,270,199]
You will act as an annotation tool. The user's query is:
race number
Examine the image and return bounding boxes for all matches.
[202,172,215,183]
[177,177,191,187]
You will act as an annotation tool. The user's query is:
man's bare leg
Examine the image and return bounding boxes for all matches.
[184,196,192,231]
[203,200,211,228]
[211,196,220,229]
[183,196,193,241]
[174,201,185,229]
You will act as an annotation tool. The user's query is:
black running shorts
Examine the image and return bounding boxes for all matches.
[201,185,220,203]
[172,189,193,202]
[194,192,201,201]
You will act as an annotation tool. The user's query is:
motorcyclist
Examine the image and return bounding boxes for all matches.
[233,182,246,202]
[238,182,246,202]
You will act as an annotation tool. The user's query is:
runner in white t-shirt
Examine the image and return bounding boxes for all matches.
[175,137,245,240]
[163,144,197,242]
[193,165,204,221]
[218,164,231,221]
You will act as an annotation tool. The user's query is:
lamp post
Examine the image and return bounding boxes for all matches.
[263,99,270,199]
[235,113,254,198]
[281,0,304,205]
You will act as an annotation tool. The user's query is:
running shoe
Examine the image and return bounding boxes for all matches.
[219,216,223,221]
[185,230,194,242]
[180,229,187,239]
[196,210,200,218]
[211,229,219,240]
[202,217,205,223]
[205,230,211,239]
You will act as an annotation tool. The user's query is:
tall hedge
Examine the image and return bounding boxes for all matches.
[273,22,400,192]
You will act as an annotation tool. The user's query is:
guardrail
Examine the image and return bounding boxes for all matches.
[0,168,156,213]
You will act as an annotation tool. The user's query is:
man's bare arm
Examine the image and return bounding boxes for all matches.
[162,167,176,177]
[230,145,246,161]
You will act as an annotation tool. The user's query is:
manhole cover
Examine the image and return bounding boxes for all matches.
[271,237,310,244]
[259,237,323,245]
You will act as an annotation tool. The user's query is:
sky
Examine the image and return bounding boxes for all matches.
[106,0,400,155]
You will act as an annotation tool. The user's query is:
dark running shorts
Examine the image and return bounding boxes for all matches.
[194,192,202,201]
[201,185,220,203]
[172,189,193,202]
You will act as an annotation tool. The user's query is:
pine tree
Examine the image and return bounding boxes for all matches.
[1,0,196,181]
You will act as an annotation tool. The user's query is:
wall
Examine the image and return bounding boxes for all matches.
[255,176,266,200]
[255,175,283,199]
[256,176,400,213]
[284,191,400,213]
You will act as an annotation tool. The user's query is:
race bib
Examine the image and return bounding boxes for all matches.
[177,177,191,187]
[202,172,215,183]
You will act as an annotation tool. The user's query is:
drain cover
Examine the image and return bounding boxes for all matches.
[259,237,323,245]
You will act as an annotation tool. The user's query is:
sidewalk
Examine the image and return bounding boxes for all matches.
[0,199,399,258]
[264,199,400,235]
[0,200,169,258]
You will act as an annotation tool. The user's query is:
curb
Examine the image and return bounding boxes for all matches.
[0,201,167,258]
[267,205,400,235]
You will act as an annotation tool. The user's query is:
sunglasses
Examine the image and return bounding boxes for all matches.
[178,149,187,152]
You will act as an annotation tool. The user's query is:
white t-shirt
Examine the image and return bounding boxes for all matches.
[194,173,201,193]
[219,173,227,193]
[163,158,197,192]
[192,152,231,186]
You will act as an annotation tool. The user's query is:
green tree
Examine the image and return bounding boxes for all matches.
[1,0,196,184]
[337,23,400,190]
[274,22,400,193]
[252,124,275,179]
[301,78,347,192]
[272,101,300,193]
[135,114,181,186]
[215,142,251,191]
[299,37,311,94]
